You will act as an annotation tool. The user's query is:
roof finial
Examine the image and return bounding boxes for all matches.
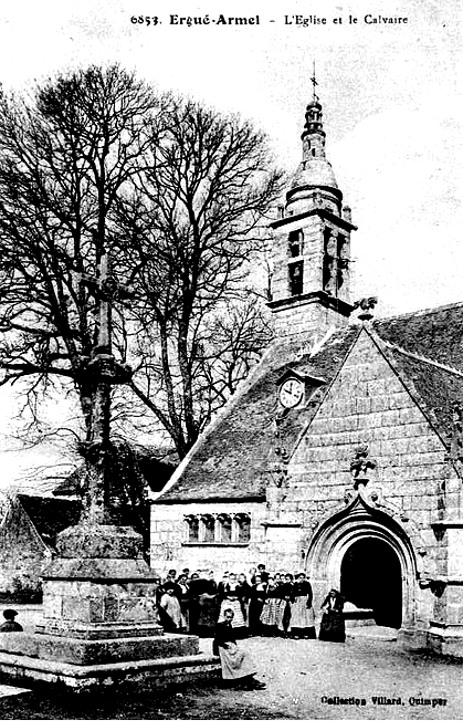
[353,296,378,322]
[310,60,319,102]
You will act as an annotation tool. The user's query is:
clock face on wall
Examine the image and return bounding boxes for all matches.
[279,378,304,408]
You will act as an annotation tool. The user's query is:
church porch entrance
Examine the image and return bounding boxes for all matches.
[305,497,419,635]
[340,537,402,628]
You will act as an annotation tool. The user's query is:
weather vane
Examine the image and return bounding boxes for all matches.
[310,60,319,101]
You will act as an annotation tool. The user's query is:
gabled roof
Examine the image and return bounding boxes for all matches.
[157,302,463,504]
[16,494,81,549]
[159,326,361,502]
[276,367,326,386]
[373,302,463,372]
[376,339,463,445]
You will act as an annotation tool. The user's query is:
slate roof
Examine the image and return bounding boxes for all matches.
[373,302,463,444]
[157,302,463,504]
[373,302,463,372]
[378,342,463,446]
[159,326,361,502]
[54,452,177,497]
[16,494,81,549]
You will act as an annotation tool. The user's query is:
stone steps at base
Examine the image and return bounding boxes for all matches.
[0,683,32,699]
[347,626,399,642]
[0,651,220,691]
[0,631,199,666]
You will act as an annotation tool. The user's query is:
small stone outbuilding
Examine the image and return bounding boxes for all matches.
[0,448,176,600]
[0,494,81,600]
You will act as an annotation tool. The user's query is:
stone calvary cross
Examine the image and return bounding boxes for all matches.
[0,247,220,689]
[76,252,133,524]
[26,250,165,644]
[0,243,219,687]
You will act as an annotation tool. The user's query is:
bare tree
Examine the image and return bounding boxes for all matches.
[0,69,280,465]
[119,100,281,457]
[0,65,159,440]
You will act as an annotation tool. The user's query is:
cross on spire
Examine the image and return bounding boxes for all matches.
[310,60,319,101]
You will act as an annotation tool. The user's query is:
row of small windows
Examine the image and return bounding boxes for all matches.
[185,513,251,544]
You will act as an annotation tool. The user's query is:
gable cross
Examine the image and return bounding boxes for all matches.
[353,296,378,322]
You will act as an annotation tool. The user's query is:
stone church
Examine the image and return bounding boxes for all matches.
[150,91,463,656]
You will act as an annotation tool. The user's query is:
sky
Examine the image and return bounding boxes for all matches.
[0,0,461,487]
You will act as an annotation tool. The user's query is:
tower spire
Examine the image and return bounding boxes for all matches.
[301,65,325,147]
[267,77,358,344]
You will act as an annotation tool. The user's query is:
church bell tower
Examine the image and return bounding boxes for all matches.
[268,75,357,344]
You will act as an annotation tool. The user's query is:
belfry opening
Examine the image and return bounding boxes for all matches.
[340,538,402,629]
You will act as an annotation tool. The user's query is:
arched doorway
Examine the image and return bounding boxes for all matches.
[305,496,418,631]
[340,538,402,628]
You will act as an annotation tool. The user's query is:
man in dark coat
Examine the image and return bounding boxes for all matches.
[189,572,218,636]
[0,609,23,632]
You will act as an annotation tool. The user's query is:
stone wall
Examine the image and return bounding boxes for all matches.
[277,329,458,635]
[287,331,452,543]
[270,213,352,344]
[150,500,266,576]
[272,299,348,345]
[149,326,463,653]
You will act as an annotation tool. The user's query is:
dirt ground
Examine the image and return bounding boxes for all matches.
[1,634,463,720]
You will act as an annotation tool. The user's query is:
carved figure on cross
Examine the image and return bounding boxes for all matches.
[76,253,132,355]
[74,251,133,524]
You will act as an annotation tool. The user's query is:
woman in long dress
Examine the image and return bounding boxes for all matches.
[319,589,346,642]
[248,574,267,636]
[290,572,316,639]
[213,609,266,690]
[237,572,252,627]
[196,573,219,637]
[260,576,284,636]
[189,571,219,637]
[176,574,190,630]
[218,572,247,636]
[159,587,187,631]
[277,573,294,637]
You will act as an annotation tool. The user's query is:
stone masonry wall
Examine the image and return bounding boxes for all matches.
[279,329,456,627]
[287,330,453,541]
[150,501,266,576]
[271,213,351,344]
[273,300,348,345]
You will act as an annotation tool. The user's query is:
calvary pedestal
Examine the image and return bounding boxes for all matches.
[0,522,219,690]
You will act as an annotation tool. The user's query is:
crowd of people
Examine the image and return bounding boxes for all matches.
[152,564,346,644]
[0,570,346,693]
